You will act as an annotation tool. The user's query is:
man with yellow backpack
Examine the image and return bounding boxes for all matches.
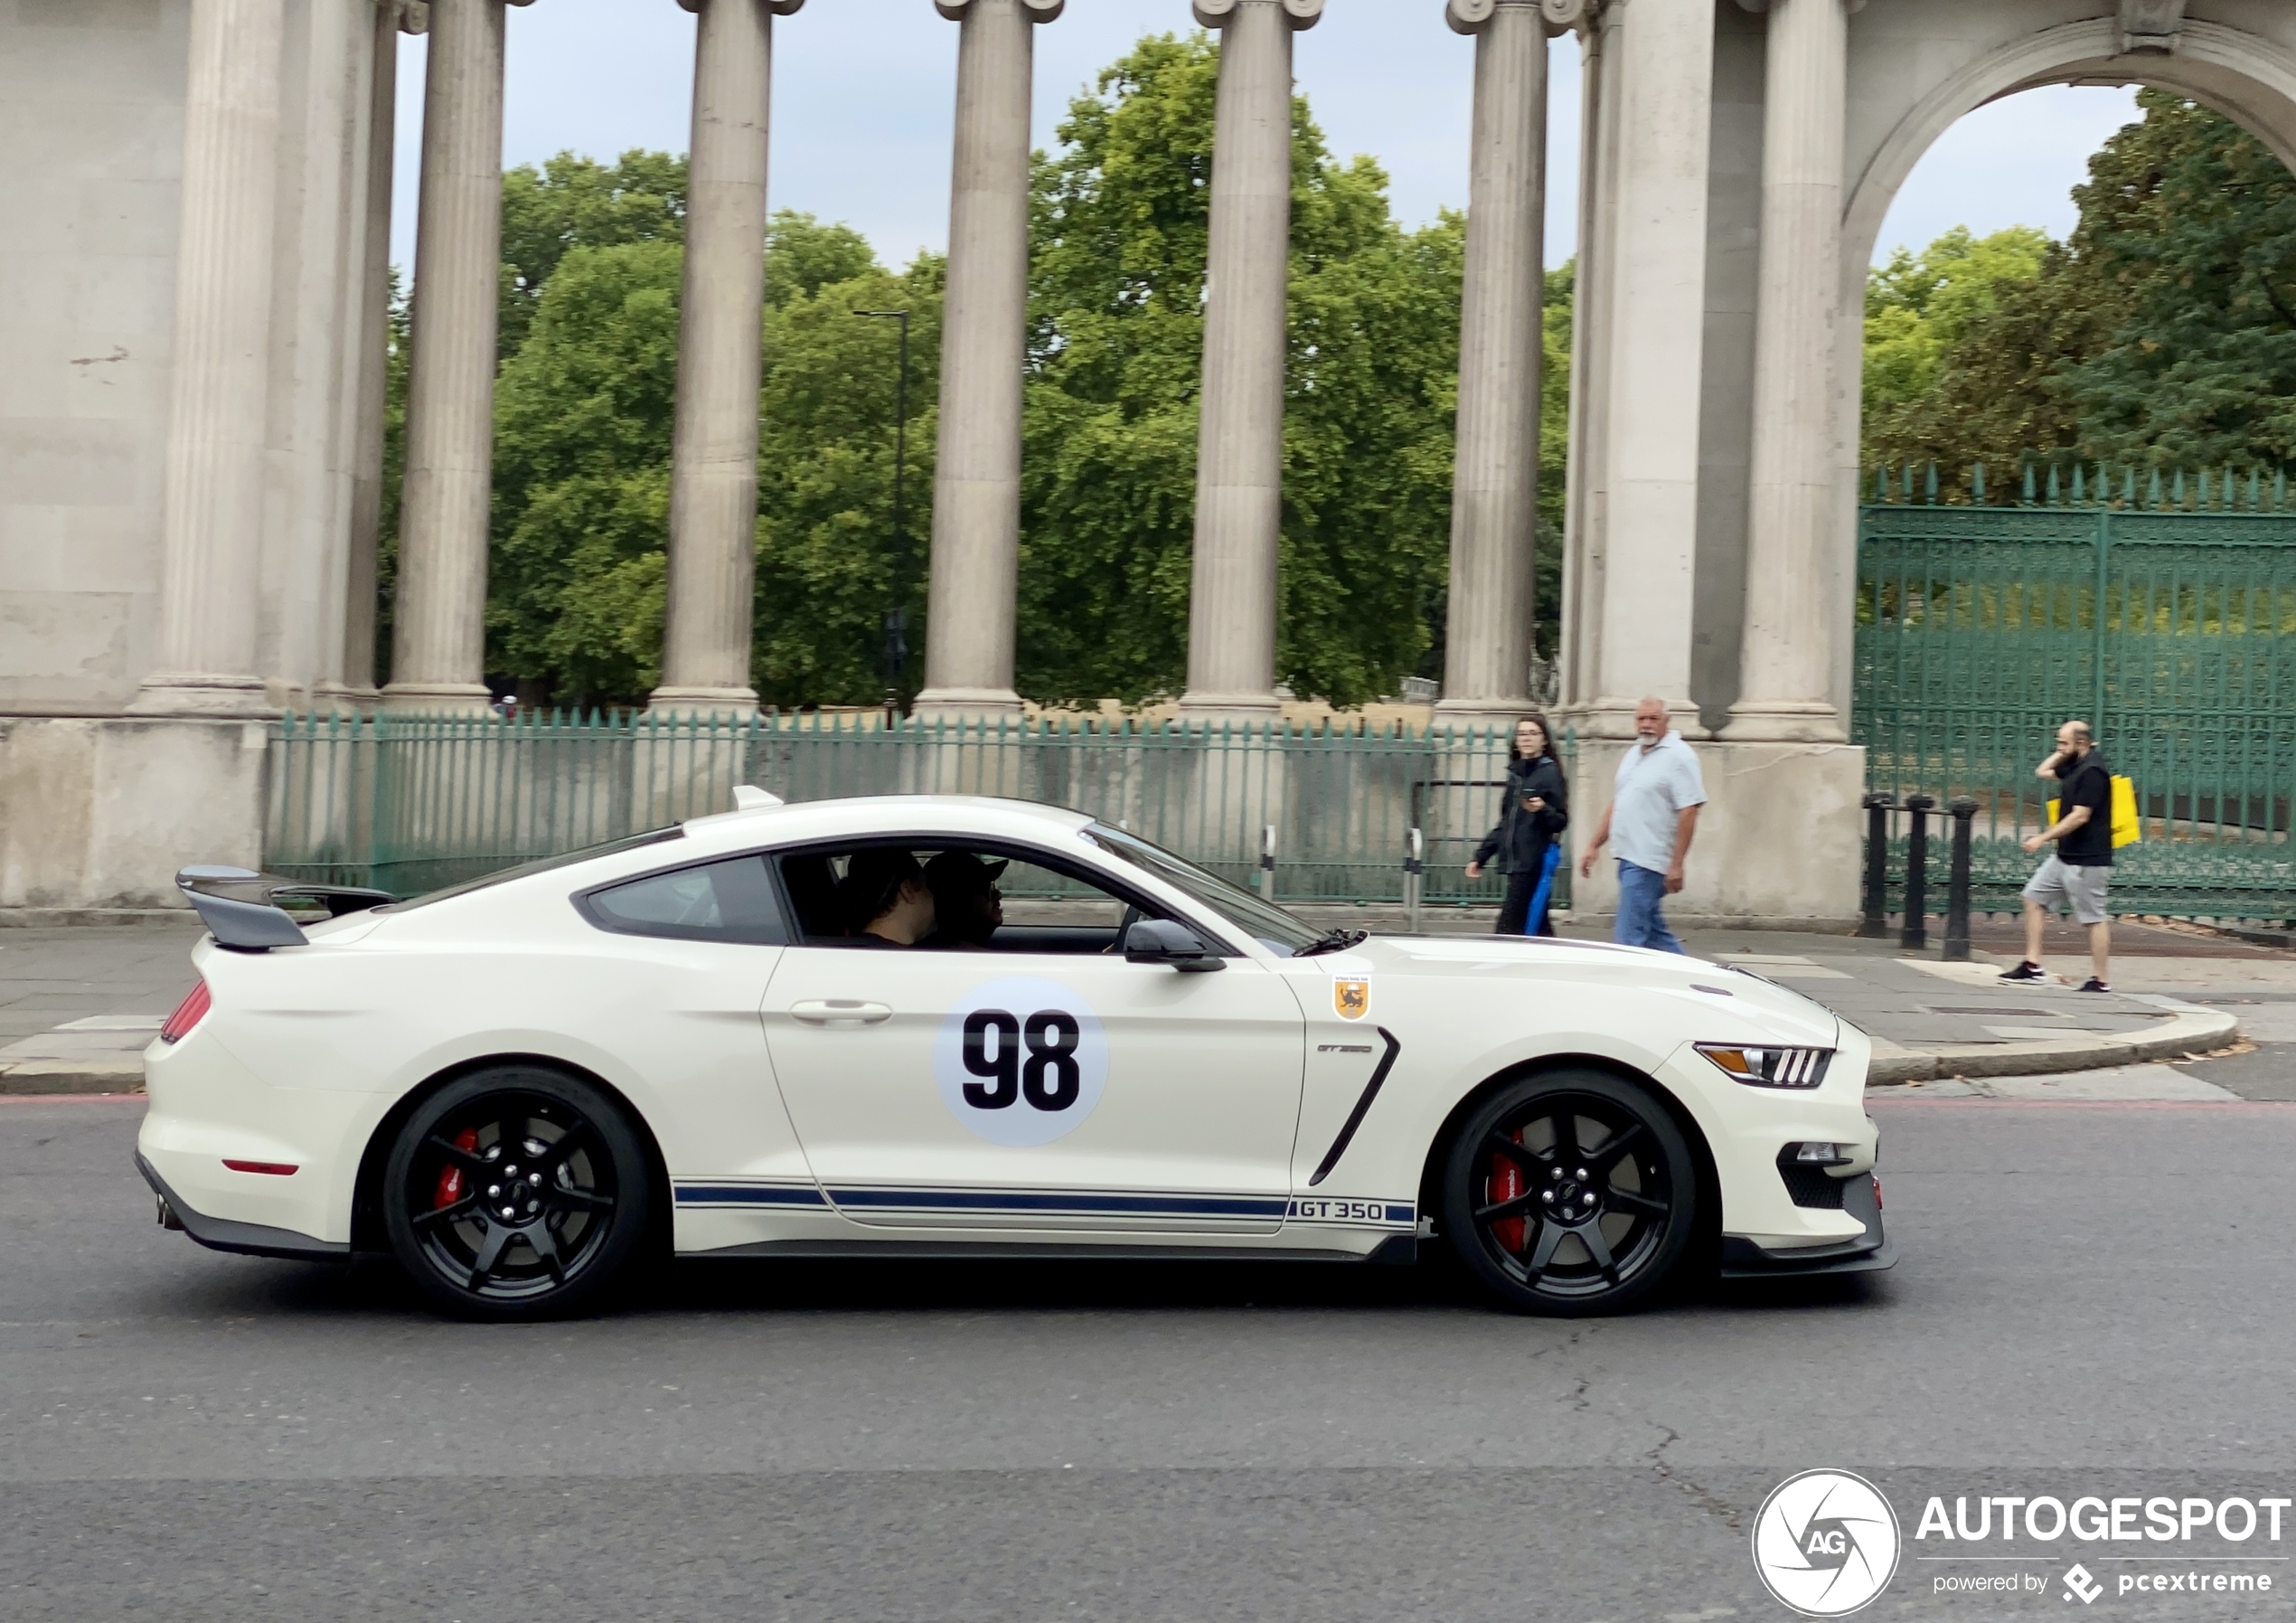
[2000,719,2136,993]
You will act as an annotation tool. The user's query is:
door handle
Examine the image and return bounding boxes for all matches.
[789,999,893,1026]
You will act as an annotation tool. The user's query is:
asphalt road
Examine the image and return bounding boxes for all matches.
[4,1094,2294,1621]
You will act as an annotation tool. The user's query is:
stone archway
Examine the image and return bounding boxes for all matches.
[1828,9,2296,708]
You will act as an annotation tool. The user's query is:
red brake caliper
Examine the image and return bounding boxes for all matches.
[1489,1132,1527,1253]
[433,1127,480,1211]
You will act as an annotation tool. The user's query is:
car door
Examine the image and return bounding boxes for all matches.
[760,841,1306,1234]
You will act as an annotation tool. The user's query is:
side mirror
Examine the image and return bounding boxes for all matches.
[1124,917,1225,973]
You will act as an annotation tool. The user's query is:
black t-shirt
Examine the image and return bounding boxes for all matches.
[2055,753,2113,866]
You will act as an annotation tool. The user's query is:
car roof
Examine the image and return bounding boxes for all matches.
[676,794,1097,857]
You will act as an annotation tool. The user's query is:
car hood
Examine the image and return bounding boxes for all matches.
[1304,933,1842,1048]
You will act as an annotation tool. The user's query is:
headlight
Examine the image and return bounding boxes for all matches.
[1696,1043,1833,1089]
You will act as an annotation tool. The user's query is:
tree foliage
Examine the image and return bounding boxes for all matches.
[1017,33,1463,708]
[1865,91,2296,477]
[482,212,938,706]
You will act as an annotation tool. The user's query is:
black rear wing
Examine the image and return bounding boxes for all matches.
[175,866,397,952]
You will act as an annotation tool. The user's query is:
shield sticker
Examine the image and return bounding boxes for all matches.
[1333,978,1369,1021]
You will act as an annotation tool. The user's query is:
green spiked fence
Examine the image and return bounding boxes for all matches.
[266,711,1564,912]
[1858,460,2296,920]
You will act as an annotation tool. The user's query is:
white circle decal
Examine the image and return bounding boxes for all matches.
[934,977,1108,1146]
[1751,1469,1900,1618]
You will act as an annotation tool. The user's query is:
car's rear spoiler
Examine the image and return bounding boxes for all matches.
[175,865,397,951]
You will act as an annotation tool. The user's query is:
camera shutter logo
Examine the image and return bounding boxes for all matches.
[1751,1470,1902,1617]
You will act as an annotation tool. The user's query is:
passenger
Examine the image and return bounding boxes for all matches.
[840,849,936,946]
[923,852,1007,949]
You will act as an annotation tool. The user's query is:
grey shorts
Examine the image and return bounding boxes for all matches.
[2024,854,2111,926]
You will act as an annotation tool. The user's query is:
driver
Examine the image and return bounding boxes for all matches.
[839,849,935,946]
[923,852,1006,949]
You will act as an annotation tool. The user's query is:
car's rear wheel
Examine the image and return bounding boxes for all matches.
[1441,1068,1696,1316]
[382,1066,652,1320]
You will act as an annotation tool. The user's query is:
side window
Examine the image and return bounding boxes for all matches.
[773,843,1180,954]
[581,854,787,945]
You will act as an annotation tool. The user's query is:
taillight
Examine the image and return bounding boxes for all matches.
[160,980,211,1043]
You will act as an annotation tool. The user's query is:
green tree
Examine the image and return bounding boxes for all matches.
[373,267,409,687]
[497,150,687,359]
[2057,90,2296,468]
[1860,93,2296,479]
[1017,33,1463,708]
[488,239,683,702]
[482,212,939,706]
[753,254,944,707]
[1860,225,2056,471]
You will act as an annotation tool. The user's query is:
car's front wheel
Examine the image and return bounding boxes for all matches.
[1441,1068,1696,1316]
[382,1065,653,1319]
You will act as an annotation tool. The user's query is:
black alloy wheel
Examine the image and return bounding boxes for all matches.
[1442,1068,1697,1316]
[381,1066,652,1319]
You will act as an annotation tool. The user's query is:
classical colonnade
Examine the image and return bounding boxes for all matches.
[131,0,1850,742]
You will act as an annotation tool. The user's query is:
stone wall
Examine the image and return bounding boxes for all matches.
[0,0,188,712]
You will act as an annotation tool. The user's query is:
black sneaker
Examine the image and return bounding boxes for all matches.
[2079,977,2111,993]
[2000,960,2046,982]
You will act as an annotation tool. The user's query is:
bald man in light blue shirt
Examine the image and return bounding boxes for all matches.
[1578,697,1706,953]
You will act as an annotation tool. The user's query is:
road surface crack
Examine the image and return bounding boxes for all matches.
[1646,1421,1742,1530]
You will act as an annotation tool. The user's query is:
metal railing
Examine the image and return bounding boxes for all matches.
[1858,461,2296,920]
[266,710,1574,912]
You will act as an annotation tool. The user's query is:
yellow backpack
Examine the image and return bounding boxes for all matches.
[2047,775,2141,848]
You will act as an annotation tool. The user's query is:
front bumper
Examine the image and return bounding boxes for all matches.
[1717,1171,1894,1279]
[136,1153,347,1263]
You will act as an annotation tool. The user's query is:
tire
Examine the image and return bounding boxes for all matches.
[1441,1068,1697,1317]
[381,1065,653,1320]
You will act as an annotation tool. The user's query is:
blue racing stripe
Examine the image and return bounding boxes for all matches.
[829,1187,1289,1219]
[675,1184,830,1208]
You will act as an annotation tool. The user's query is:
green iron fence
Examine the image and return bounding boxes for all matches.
[1857,460,2296,920]
[266,710,1566,913]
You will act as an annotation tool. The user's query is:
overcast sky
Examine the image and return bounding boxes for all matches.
[388,0,2141,274]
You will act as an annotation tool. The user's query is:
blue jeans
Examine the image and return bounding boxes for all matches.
[1614,860,1685,953]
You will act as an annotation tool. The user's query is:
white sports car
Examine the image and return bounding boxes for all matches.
[139,793,1890,1319]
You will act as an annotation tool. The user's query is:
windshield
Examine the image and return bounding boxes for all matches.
[384,827,685,912]
[1085,825,1322,954]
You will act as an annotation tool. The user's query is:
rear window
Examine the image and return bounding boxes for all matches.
[579,854,788,945]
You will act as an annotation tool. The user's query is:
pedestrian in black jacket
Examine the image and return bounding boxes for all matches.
[1465,714,1570,937]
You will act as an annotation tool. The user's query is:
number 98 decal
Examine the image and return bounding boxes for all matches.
[935,977,1109,1146]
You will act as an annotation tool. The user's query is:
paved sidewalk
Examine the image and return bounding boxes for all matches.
[1661,928,2241,1084]
[0,925,201,1093]
[0,917,2273,1097]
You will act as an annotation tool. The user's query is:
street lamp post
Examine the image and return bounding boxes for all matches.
[855,308,911,726]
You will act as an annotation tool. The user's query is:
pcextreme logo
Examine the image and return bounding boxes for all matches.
[1751,1470,1904,1618]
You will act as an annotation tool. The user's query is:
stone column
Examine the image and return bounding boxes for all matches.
[1177,0,1323,725]
[1582,0,1712,739]
[1722,0,1849,741]
[383,0,532,712]
[649,0,805,715]
[1554,0,1608,716]
[1434,0,1547,727]
[342,1,415,705]
[912,0,1064,722]
[132,0,290,716]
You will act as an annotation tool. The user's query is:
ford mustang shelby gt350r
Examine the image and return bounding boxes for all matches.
[139,793,1890,1318]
